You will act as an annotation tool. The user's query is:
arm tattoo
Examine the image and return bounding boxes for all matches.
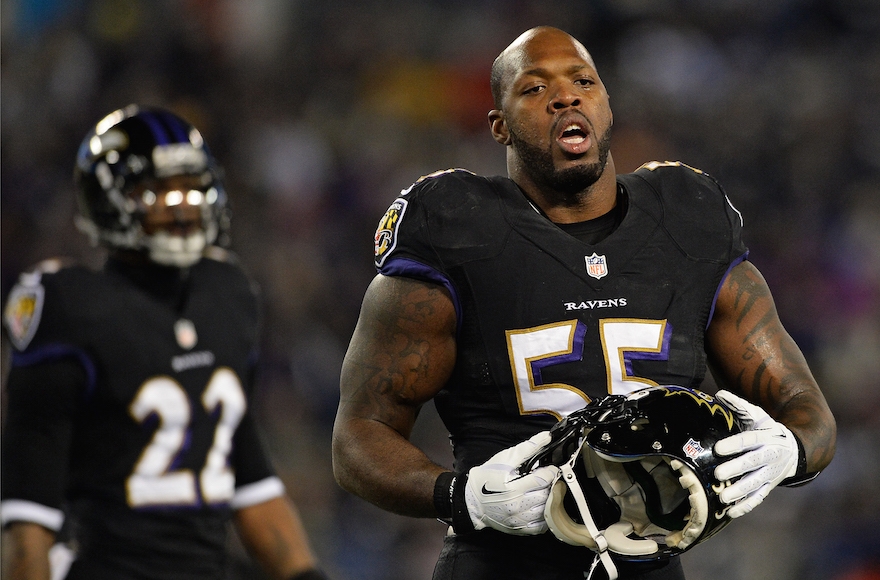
[342,278,454,431]
[719,263,836,471]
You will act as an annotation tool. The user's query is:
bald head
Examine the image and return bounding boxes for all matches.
[490,27,597,108]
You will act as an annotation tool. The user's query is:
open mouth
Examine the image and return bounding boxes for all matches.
[561,124,587,144]
[557,121,591,154]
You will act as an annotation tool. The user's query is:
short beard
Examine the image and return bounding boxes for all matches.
[509,123,612,201]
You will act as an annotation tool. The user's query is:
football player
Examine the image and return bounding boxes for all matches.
[332,27,837,580]
[1,106,327,580]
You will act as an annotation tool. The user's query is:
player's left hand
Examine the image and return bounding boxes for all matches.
[713,389,799,518]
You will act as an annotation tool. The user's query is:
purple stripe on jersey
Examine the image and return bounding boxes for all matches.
[11,343,98,398]
[531,321,587,386]
[140,111,172,145]
[707,251,749,329]
[379,257,462,335]
[624,322,674,376]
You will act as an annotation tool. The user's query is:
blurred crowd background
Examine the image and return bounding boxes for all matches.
[2,0,879,578]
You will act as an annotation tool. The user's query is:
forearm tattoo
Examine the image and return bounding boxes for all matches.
[723,264,836,470]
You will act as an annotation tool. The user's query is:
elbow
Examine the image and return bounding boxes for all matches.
[330,425,358,495]
[818,410,837,472]
[805,403,837,474]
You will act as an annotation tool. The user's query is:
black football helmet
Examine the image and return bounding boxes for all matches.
[74,105,229,267]
[519,385,744,577]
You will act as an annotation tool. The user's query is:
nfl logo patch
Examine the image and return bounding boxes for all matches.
[585,253,608,280]
[175,318,198,350]
[682,437,705,459]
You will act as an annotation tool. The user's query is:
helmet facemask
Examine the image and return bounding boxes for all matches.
[129,173,222,268]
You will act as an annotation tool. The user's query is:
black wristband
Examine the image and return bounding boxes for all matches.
[781,432,819,487]
[450,472,476,534]
[433,471,456,520]
[287,570,329,580]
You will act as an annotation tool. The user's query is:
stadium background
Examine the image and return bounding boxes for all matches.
[2,0,879,578]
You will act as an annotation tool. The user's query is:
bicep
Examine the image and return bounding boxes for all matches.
[337,274,457,437]
[332,274,457,515]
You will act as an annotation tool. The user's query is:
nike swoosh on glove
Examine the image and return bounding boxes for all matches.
[464,431,560,535]
[713,390,799,518]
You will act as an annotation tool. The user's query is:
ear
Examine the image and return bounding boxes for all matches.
[488,109,511,145]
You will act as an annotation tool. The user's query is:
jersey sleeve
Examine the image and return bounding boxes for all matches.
[374,171,447,275]
[1,264,99,529]
[228,411,284,509]
[1,358,86,530]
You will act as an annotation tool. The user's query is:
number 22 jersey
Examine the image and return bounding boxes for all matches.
[373,162,748,473]
[1,251,282,579]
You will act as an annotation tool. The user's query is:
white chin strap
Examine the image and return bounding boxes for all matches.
[146,231,207,267]
[545,442,620,580]
[544,451,711,580]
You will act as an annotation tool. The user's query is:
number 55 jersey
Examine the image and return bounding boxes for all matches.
[1,251,282,579]
[374,163,748,474]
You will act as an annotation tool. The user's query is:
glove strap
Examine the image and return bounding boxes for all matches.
[781,432,820,487]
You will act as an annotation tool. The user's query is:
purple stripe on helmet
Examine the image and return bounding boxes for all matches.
[139,111,172,145]
[155,109,191,142]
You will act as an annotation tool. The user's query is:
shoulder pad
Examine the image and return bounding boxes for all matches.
[375,169,491,269]
[628,161,746,262]
[399,168,478,197]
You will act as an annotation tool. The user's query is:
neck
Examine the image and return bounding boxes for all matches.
[514,156,619,224]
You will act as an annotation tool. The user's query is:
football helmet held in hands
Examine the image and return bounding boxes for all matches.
[74,105,229,267]
[519,386,744,578]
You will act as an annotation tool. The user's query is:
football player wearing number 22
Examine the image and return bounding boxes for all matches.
[1,106,328,580]
[332,26,837,580]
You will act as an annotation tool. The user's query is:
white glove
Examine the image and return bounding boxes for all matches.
[464,431,560,535]
[713,390,799,518]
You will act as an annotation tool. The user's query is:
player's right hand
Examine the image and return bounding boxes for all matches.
[463,431,559,535]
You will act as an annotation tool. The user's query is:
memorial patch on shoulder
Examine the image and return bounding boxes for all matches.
[4,282,45,351]
[374,198,408,267]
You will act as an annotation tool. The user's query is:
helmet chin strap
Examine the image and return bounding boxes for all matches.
[545,442,621,580]
[146,231,207,268]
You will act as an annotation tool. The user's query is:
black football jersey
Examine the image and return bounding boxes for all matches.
[374,163,748,473]
[1,253,280,579]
